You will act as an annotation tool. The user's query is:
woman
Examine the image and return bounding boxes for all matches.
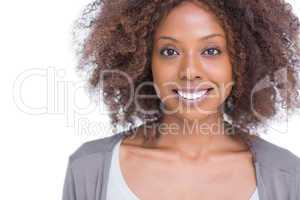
[63,0,300,199]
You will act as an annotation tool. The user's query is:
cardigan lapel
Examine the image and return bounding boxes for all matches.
[101,133,126,200]
[249,136,269,200]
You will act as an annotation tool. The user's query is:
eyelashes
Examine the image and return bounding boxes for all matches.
[160,48,179,57]
[159,47,222,58]
[202,48,222,56]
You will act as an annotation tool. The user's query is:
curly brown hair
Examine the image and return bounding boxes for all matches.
[73,0,300,141]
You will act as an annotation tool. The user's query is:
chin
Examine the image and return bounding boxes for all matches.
[159,92,225,120]
[178,108,219,121]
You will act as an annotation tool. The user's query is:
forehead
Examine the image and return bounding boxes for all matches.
[154,1,225,39]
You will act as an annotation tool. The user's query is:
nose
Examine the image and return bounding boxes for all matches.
[178,53,205,81]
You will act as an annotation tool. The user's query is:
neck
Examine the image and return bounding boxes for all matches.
[144,112,242,159]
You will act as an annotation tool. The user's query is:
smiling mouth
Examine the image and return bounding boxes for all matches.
[172,88,214,101]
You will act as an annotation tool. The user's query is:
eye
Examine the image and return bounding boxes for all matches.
[160,47,179,57]
[202,47,222,56]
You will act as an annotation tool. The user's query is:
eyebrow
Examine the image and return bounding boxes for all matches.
[157,33,225,43]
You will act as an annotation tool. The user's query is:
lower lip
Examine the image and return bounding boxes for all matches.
[173,89,212,105]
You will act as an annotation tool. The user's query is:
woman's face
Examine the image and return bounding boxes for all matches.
[151,1,233,121]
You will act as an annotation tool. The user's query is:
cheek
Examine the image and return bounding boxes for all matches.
[151,58,177,97]
[207,66,232,84]
[151,55,178,83]
[203,60,233,101]
[203,58,233,85]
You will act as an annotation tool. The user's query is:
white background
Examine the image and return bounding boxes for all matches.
[0,0,299,199]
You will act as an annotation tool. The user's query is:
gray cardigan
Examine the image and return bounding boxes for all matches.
[62,131,300,200]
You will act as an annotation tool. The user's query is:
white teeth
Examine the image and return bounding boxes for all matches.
[177,90,207,100]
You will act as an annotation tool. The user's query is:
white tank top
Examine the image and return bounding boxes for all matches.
[106,138,259,200]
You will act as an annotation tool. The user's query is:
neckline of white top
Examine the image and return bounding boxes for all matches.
[111,138,258,200]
